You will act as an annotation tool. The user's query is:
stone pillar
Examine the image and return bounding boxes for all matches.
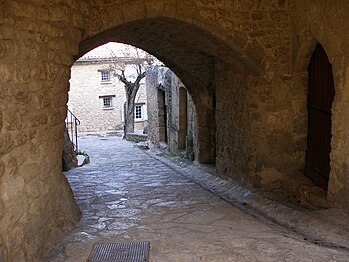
[0,1,83,260]
[195,89,216,164]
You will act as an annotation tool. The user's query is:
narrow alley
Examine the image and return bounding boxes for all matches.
[43,135,349,261]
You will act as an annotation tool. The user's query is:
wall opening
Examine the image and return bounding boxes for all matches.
[304,43,335,190]
[157,89,168,144]
[77,17,260,163]
[178,86,188,150]
[68,43,149,137]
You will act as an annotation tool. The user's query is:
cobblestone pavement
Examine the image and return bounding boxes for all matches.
[42,135,349,261]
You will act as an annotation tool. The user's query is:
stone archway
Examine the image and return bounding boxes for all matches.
[76,16,261,163]
[2,2,349,261]
[0,1,298,261]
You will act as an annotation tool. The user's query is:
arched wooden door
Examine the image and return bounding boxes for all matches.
[305,43,335,190]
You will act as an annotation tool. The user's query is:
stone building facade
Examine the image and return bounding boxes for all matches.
[1,1,349,261]
[146,66,197,160]
[68,44,148,134]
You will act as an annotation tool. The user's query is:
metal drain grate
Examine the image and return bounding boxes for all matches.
[87,242,150,262]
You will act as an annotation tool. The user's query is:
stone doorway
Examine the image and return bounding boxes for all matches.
[158,89,168,145]
[305,43,335,190]
[178,86,188,150]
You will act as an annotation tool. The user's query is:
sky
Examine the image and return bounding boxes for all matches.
[80,42,150,60]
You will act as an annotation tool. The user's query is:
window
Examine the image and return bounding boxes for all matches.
[135,105,142,119]
[103,97,112,107]
[122,104,147,122]
[101,71,110,82]
[99,95,115,108]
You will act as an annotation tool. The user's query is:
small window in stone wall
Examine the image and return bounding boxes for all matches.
[101,71,110,82]
[103,97,112,107]
[135,105,142,119]
[122,104,147,122]
[99,95,115,108]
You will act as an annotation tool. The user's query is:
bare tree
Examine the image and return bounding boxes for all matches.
[115,62,146,138]
[106,44,153,138]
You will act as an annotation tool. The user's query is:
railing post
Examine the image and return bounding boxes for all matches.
[66,108,80,152]
[75,118,78,152]
[70,111,73,149]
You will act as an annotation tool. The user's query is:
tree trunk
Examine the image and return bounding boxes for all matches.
[118,70,146,139]
[124,97,135,135]
[123,84,138,139]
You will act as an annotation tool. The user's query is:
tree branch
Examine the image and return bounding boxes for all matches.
[114,69,132,86]
[135,71,146,85]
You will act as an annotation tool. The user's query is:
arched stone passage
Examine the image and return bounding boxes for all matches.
[78,17,261,85]
[76,17,260,163]
[0,6,295,260]
[2,1,349,261]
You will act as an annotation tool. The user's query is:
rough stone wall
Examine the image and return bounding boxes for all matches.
[164,70,177,152]
[157,89,167,143]
[68,62,147,133]
[187,93,198,161]
[79,0,293,164]
[0,1,84,260]
[166,70,191,154]
[146,66,161,147]
[1,0,349,261]
[216,63,252,184]
[216,58,293,188]
[214,0,349,213]
[289,1,349,211]
[146,66,197,158]
[213,0,293,188]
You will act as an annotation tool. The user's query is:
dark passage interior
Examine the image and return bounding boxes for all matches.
[305,43,335,190]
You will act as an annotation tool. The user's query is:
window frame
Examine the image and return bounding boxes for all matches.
[103,97,112,107]
[100,70,111,83]
[99,95,115,109]
[134,104,142,120]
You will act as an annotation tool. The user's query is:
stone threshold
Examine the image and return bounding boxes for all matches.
[126,132,148,143]
[145,149,349,252]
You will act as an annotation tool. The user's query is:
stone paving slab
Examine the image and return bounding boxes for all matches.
[41,135,349,261]
[150,150,349,251]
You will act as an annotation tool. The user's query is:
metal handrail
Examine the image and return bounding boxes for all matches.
[66,108,81,152]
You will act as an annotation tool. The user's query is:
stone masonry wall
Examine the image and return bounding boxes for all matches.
[215,64,252,185]
[146,66,198,159]
[1,0,349,261]
[146,66,161,147]
[0,1,84,260]
[216,57,295,188]
[79,0,293,165]
[69,62,147,133]
[187,92,198,161]
[166,70,196,156]
[164,70,177,152]
[290,1,349,210]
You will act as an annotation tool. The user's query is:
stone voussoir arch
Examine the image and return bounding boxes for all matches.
[80,0,264,76]
[75,8,267,163]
